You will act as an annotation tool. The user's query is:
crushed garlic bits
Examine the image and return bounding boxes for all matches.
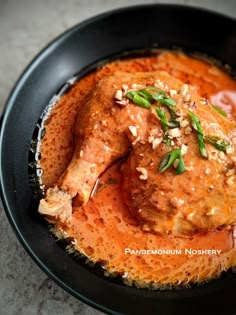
[136,167,148,180]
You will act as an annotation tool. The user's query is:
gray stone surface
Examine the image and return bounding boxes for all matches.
[0,0,235,314]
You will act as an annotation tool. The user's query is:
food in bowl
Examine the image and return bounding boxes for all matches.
[34,50,236,288]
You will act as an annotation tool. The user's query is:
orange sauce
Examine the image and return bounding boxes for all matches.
[39,51,236,287]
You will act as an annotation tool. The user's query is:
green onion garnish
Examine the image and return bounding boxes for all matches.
[188,111,208,158]
[126,91,151,109]
[212,104,227,117]
[143,87,178,107]
[153,95,178,107]
[205,135,230,152]
[159,148,186,175]
[163,104,180,128]
[146,87,179,127]
[155,107,172,146]
[155,107,169,133]
[125,86,177,109]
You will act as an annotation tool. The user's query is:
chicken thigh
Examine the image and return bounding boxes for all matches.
[39,71,236,236]
[39,71,155,220]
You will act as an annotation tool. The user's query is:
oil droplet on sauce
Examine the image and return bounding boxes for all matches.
[39,51,236,288]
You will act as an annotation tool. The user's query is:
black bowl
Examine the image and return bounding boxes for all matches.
[1,4,236,315]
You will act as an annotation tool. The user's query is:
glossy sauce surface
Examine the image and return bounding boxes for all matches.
[39,51,236,287]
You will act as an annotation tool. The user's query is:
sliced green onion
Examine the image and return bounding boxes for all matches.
[126,91,151,109]
[212,104,227,117]
[147,87,178,107]
[188,111,208,158]
[188,111,204,135]
[155,107,179,130]
[176,153,186,175]
[156,96,178,107]
[197,133,208,158]
[149,87,179,126]
[205,135,230,152]
[155,107,169,133]
[136,90,153,102]
[126,86,177,109]
[164,104,180,128]
[141,86,166,95]
[159,148,186,175]
[155,107,172,146]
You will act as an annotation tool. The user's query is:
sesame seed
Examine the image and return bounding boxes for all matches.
[180,84,189,97]
[121,84,129,93]
[199,98,208,105]
[183,93,192,102]
[205,168,211,174]
[114,89,123,100]
[128,125,138,137]
[218,151,225,160]
[152,138,163,149]
[207,207,218,216]
[154,80,165,89]
[79,150,84,157]
[186,162,194,171]
[131,83,144,89]
[115,99,129,107]
[226,146,233,154]
[181,144,188,156]
[169,89,177,97]
[136,167,148,180]
[168,128,181,138]
[101,120,107,126]
[148,136,154,143]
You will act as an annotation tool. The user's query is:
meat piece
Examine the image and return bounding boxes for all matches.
[39,71,236,236]
[121,77,236,236]
[39,71,159,219]
[38,187,72,222]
